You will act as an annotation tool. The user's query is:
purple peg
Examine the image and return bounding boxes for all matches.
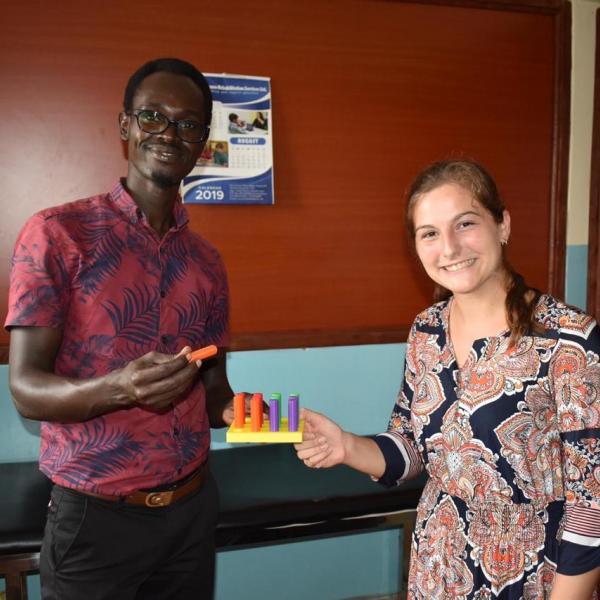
[269,399,280,432]
[288,394,299,432]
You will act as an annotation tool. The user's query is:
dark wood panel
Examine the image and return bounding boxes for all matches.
[0,0,569,359]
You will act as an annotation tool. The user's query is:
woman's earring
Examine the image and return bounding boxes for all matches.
[501,238,508,246]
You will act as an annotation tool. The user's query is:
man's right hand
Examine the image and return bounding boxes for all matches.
[8,327,202,422]
[108,347,200,412]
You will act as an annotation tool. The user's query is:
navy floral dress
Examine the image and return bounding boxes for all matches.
[373,295,600,599]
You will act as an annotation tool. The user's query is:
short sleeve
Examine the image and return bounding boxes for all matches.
[552,318,600,575]
[373,322,425,487]
[5,214,72,330]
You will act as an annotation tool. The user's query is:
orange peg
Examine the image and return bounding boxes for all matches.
[187,344,218,363]
[250,393,263,431]
[234,393,246,429]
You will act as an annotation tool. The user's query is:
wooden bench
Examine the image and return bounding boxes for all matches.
[0,444,425,600]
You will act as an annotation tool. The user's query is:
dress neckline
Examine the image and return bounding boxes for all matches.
[441,297,511,370]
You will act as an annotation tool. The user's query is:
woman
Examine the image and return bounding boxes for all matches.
[295,160,600,599]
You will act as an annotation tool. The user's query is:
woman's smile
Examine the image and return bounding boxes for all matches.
[441,258,477,272]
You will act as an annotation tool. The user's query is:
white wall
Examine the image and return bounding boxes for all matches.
[569,0,598,245]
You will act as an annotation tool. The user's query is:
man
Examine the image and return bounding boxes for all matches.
[5,58,235,599]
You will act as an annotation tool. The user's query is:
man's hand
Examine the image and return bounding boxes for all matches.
[9,327,203,423]
[202,348,235,428]
[108,346,200,412]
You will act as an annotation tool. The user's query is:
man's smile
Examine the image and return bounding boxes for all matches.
[145,143,184,163]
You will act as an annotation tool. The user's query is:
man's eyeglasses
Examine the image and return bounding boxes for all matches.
[128,110,210,143]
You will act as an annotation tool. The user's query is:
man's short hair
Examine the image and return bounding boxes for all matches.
[123,58,213,123]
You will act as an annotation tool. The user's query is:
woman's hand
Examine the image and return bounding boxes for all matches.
[294,408,346,468]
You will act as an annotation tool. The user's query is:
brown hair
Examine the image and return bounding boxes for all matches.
[406,159,541,345]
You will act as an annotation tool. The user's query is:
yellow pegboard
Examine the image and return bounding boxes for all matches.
[226,418,304,443]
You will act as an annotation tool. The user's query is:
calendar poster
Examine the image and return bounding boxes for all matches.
[182,73,274,205]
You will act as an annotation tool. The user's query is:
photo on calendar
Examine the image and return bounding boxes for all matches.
[182,73,274,205]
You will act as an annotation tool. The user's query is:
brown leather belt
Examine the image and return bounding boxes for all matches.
[81,462,209,508]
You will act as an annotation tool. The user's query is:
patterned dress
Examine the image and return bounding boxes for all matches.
[373,295,600,599]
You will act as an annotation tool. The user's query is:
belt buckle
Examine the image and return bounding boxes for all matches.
[145,490,173,507]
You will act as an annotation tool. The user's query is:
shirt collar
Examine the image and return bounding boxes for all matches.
[109,179,190,230]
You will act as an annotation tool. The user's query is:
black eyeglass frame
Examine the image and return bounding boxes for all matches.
[127,109,210,144]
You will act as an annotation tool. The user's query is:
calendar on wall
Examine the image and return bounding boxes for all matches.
[182,73,274,205]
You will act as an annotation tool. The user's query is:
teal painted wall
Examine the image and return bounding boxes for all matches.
[215,343,406,448]
[0,342,408,462]
[0,343,407,599]
[0,367,40,463]
[217,530,402,600]
[566,244,589,311]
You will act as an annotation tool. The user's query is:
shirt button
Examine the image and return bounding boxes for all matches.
[161,335,168,344]
[160,290,166,298]
[174,427,179,436]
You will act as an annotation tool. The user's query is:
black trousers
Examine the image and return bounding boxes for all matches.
[40,472,219,600]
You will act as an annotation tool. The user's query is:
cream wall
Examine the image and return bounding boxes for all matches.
[569,0,598,245]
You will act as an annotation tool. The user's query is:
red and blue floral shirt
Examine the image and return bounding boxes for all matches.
[5,180,229,495]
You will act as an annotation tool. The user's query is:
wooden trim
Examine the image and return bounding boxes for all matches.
[0,328,412,359]
[229,327,412,351]
[0,552,40,600]
[392,0,567,15]
[547,0,571,298]
[587,8,600,319]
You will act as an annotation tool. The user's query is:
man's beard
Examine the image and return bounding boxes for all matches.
[151,170,179,189]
